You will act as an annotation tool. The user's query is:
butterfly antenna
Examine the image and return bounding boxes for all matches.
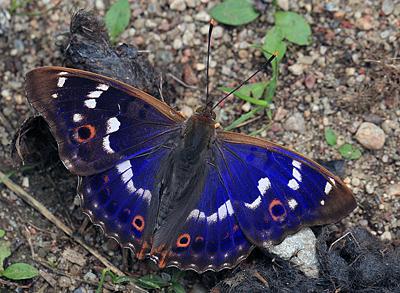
[205,19,215,108]
[212,52,278,111]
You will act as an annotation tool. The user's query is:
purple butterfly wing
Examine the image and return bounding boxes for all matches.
[149,162,253,272]
[77,148,171,258]
[25,67,185,176]
[215,131,357,247]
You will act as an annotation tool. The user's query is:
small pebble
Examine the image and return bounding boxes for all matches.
[356,74,365,83]
[185,0,197,8]
[345,68,356,76]
[365,182,375,194]
[83,272,97,281]
[277,0,289,11]
[182,64,198,86]
[173,38,183,49]
[22,177,29,188]
[380,30,390,39]
[212,26,224,39]
[238,49,248,59]
[262,228,319,278]
[181,105,194,118]
[283,113,306,133]
[95,0,105,10]
[170,0,186,11]
[380,231,392,241]
[355,122,386,150]
[288,63,305,76]
[195,63,206,71]
[273,107,288,121]
[355,17,372,31]
[241,102,251,112]
[351,177,360,187]
[305,73,316,89]
[59,277,72,288]
[388,184,400,197]
[381,0,394,15]
[133,36,145,46]
[194,10,211,22]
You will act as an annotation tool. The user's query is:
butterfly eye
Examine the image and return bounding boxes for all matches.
[195,106,204,113]
[195,106,216,120]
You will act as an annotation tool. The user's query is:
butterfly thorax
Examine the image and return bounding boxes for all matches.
[180,113,216,163]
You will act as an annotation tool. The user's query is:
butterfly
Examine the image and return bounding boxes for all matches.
[25,65,357,273]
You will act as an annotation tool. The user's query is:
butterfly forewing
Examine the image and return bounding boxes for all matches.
[215,131,357,247]
[26,67,185,176]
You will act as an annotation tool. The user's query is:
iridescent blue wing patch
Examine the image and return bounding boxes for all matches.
[215,131,356,247]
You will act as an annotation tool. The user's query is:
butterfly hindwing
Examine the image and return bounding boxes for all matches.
[149,161,253,272]
[215,131,357,247]
[77,147,174,258]
[26,67,185,176]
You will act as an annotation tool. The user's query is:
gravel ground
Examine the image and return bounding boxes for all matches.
[0,0,399,292]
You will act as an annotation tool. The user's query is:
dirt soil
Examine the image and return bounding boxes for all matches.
[0,0,399,292]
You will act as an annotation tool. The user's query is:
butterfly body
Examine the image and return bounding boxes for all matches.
[26,67,357,272]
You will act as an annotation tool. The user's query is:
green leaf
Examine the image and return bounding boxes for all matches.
[338,144,362,159]
[262,26,287,65]
[169,282,186,293]
[248,122,272,136]
[170,268,186,282]
[131,274,169,290]
[325,129,337,147]
[219,87,268,106]
[105,0,131,43]
[0,240,11,271]
[248,82,270,98]
[265,74,277,104]
[236,82,269,98]
[210,0,260,26]
[1,263,39,280]
[237,84,251,96]
[0,230,5,238]
[275,11,312,45]
[225,106,264,131]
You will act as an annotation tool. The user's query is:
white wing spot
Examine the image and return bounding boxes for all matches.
[84,99,96,108]
[187,209,205,221]
[138,188,151,204]
[245,196,262,209]
[288,198,298,210]
[292,160,302,169]
[87,91,103,98]
[293,168,302,182]
[51,93,58,99]
[73,113,83,123]
[187,200,234,224]
[58,71,68,76]
[116,160,136,193]
[57,77,67,87]
[97,83,109,91]
[325,182,333,194]
[103,135,114,154]
[288,179,299,190]
[329,177,336,185]
[257,177,271,195]
[106,117,121,134]
[320,200,325,206]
